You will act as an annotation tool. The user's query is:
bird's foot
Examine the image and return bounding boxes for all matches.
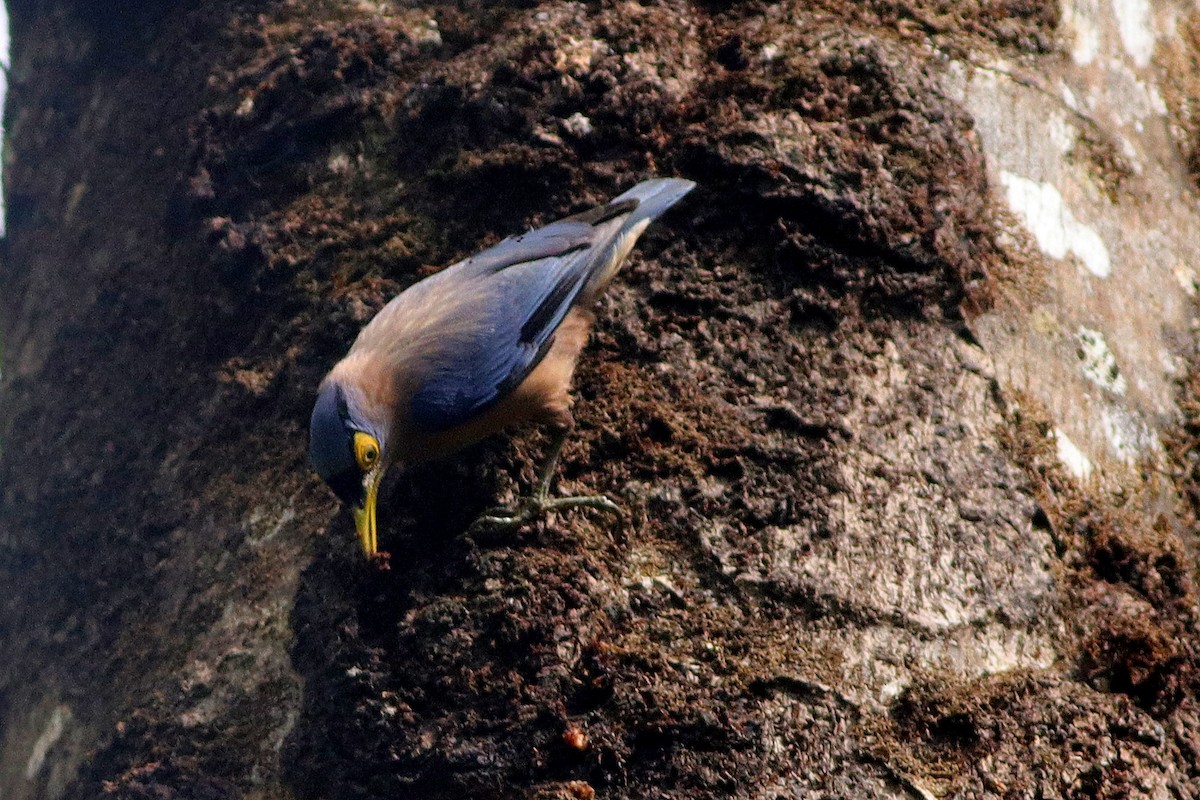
[468,492,622,533]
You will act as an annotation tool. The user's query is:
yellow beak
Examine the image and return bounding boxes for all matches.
[353,471,381,557]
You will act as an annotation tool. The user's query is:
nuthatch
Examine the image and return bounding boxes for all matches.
[309,178,695,556]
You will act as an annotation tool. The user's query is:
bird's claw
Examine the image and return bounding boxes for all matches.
[468,493,622,533]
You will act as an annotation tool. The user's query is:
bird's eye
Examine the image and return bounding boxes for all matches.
[353,432,380,471]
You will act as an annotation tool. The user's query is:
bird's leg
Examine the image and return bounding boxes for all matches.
[533,425,622,514]
[469,417,622,533]
[532,424,569,503]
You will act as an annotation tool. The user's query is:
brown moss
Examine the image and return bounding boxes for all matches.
[1078,596,1191,714]
[1156,10,1200,191]
[875,674,1182,799]
[996,391,1200,718]
[867,0,1060,54]
[1169,353,1200,527]
[1068,129,1135,202]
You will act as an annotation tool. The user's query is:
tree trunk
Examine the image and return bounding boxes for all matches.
[2,1,1200,798]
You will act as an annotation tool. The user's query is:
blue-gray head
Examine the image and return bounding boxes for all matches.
[309,379,387,555]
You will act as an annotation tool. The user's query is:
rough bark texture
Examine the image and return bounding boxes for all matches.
[2,1,1200,799]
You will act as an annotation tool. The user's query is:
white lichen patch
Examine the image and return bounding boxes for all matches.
[878,677,908,704]
[1160,348,1185,377]
[1112,0,1155,68]
[245,501,297,547]
[1000,171,1112,278]
[1075,326,1127,395]
[64,181,87,224]
[1053,428,1094,479]
[561,112,593,137]
[1148,83,1168,116]
[24,705,70,780]
[327,152,352,175]
[1101,405,1160,463]
[1062,0,1101,65]
[1048,116,1078,154]
[1061,83,1080,112]
[1173,262,1197,296]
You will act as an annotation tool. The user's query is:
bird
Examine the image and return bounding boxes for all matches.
[309,177,695,557]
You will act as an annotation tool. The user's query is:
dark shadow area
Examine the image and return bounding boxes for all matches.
[283,446,510,798]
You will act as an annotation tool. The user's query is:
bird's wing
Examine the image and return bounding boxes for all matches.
[407,235,599,433]
[408,179,694,433]
[447,221,598,279]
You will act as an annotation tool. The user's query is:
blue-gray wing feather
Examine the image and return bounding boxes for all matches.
[409,178,694,433]
[447,221,595,280]
[408,244,592,432]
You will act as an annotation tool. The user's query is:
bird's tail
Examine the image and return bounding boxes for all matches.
[582,177,695,300]
[612,177,697,230]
